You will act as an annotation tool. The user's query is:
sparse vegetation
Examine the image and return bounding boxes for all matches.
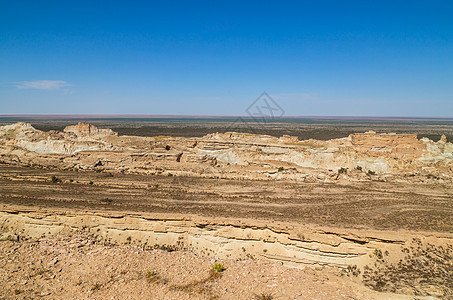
[145,269,165,283]
[101,198,113,203]
[363,241,453,295]
[170,264,223,298]
[338,167,348,174]
[374,249,383,260]
[336,167,348,179]
[342,265,360,277]
[91,282,102,291]
[51,175,62,183]
[156,244,177,252]
[356,166,362,171]
[367,170,376,175]
[212,263,224,272]
[254,292,274,300]
[89,181,94,185]
[277,167,284,172]
[35,268,48,276]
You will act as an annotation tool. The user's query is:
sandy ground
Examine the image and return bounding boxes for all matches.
[1,165,452,299]
[1,165,452,233]
[0,235,374,300]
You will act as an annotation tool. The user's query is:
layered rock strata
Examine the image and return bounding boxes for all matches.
[0,123,452,182]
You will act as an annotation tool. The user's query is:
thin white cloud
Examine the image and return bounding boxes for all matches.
[14,80,71,90]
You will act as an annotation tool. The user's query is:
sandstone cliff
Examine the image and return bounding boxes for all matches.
[0,122,452,183]
[64,122,117,137]
[0,122,117,155]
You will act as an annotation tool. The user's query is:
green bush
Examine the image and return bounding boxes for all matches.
[338,167,348,174]
[212,263,224,272]
[51,176,61,183]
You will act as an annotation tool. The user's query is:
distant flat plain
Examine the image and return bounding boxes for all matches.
[1,115,453,142]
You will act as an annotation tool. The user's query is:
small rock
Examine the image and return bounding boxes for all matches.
[0,232,19,242]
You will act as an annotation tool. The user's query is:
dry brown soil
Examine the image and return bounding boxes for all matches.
[1,164,452,299]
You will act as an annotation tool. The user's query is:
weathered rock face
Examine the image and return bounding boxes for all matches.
[348,131,423,159]
[0,122,39,140]
[200,131,453,177]
[64,122,117,137]
[0,122,452,182]
[3,206,449,270]
[0,122,117,155]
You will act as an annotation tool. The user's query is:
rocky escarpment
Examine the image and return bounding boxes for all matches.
[64,122,118,137]
[0,207,364,268]
[1,205,450,269]
[201,131,453,174]
[0,122,117,155]
[1,205,452,297]
[0,123,452,182]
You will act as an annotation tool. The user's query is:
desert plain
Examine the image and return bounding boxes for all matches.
[0,117,452,299]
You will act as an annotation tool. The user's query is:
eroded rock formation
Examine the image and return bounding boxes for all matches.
[0,122,452,182]
[64,122,117,137]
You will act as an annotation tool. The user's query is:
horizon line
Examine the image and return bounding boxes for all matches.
[1,114,453,120]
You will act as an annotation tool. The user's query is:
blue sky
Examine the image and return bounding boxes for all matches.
[1,1,452,116]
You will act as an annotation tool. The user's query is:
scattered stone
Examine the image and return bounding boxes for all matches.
[0,232,19,242]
